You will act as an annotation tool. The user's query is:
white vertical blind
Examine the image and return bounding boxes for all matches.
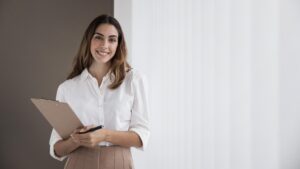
[279,1,300,169]
[114,0,300,169]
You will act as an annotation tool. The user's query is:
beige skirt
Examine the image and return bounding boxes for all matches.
[64,146,134,169]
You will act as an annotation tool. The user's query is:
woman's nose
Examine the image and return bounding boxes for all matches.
[100,39,109,48]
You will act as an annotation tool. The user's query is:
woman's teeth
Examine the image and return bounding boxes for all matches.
[97,50,109,55]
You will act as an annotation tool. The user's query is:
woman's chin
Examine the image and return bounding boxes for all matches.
[93,56,112,65]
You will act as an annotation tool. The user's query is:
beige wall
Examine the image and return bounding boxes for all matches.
[0,0,113,168]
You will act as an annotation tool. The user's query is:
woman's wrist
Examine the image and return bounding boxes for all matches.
[68,136,80,148]
[54,137,80,157]
[102,129,111,142]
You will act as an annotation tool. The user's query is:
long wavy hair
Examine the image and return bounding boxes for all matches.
[67,14,131,89]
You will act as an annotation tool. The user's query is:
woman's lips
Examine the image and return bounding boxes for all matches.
[96,50,109,56]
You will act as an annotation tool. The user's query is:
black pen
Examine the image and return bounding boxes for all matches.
[78,125,104,134]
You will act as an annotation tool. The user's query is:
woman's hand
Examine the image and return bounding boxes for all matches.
[70,126,107,148]
[69,126,93,145]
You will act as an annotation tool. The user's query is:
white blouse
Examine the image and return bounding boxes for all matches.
[49,68,150,161]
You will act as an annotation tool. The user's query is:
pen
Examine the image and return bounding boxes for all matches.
[78,125,104,134]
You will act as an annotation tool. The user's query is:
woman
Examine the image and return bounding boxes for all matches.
[49,14,150,169]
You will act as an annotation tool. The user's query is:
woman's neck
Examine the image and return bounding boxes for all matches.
[88,62,111,85]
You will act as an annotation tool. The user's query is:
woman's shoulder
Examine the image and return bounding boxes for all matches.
[126,69,148,87]
[57,75,81,90]
[126,68,147,82]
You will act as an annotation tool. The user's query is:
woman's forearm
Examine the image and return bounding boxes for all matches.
[54,137,80,157]
[68,129,143,149]
[104,130,142,148]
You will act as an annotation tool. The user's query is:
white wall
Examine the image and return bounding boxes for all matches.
[115,0,300,169]
[279,0,300,168]
[114,0,132,62]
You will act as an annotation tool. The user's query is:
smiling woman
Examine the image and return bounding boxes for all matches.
[67,15,132,90]
[49,14,150,169]
[90,24,118,69]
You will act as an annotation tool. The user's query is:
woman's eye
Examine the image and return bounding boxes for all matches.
[94,36,101,40]
[109,39,117,43]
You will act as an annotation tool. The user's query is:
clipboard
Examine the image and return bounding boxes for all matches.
[31,98,83,139]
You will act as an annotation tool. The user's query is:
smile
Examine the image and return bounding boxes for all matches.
[96,50,109,56]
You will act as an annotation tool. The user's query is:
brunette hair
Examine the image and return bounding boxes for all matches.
[67,14,131,89]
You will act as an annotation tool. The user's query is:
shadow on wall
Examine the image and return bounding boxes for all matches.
[0,0,113,168]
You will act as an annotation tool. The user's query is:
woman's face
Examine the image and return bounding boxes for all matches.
[90,23,119,65]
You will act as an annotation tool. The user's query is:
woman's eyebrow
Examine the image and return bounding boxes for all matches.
[94,32,118,38]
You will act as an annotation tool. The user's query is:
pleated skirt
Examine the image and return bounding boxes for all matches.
[64,146,134,169]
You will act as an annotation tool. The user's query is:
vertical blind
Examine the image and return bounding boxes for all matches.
[115,0,300,169]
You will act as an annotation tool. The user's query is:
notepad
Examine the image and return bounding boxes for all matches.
[31,98,83,139]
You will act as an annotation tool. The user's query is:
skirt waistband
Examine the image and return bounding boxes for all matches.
[82,145,130,151]
[64,146,134,169]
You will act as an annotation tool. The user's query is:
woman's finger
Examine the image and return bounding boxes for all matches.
[77,125,94,133]
[79,127,88,132]
[86,125,95,130]
[73,133,91,140]
[73,126,85,134]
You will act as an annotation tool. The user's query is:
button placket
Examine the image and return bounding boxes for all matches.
[98,96,105,124]
[98,80,105,125]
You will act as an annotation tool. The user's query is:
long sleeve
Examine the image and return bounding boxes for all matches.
[49,84,67,161]
[129,72,150,150]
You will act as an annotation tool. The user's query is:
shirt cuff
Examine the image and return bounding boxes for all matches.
[49,138,67,161]
[129,127,150,151]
